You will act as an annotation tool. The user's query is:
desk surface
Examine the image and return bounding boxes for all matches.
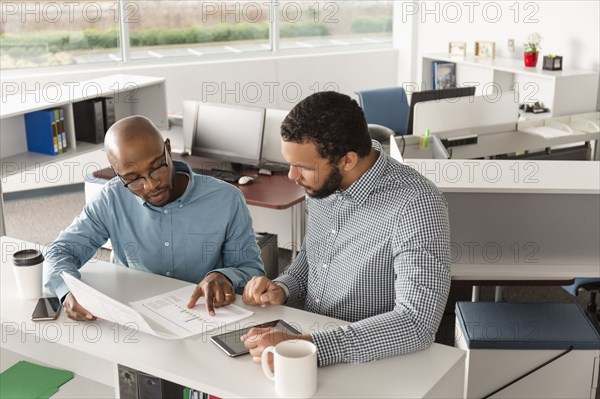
[1,236,466,399]
[91,153,305,210]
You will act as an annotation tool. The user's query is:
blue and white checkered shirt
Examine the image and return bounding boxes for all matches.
[276,141,451,367]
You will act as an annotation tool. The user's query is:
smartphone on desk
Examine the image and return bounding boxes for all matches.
[211,319,301,357]
[31,297,62,321]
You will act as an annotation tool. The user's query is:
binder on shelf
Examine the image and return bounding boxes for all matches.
[52,117,62,154]
[117,364,139,399]
[103,97,116,130]
[57,108,67,150]
[137,371,162,399]
[24,108,59,155]
[432,61,457,90]
[73,98,105,144]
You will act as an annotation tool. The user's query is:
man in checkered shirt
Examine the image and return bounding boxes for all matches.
[242,91,451,367]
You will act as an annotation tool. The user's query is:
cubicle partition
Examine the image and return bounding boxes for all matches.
[389,137,600,284]
[446,191,600,281]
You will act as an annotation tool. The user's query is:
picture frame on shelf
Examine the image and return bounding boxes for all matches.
[448,42,467,56]
[543,55,563,71]
[474,41,495,59]
[432,61,457,89]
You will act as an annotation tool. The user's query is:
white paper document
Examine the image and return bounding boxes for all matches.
[523,126,573,139]
[61,273,254,340]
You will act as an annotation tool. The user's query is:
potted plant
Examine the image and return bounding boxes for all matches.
[524,32,542,67]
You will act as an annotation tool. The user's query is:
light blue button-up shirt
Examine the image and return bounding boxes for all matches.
[44,160,264,300]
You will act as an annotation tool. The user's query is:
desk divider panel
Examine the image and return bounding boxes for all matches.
[446,191,600,268]
[413,94,518,137]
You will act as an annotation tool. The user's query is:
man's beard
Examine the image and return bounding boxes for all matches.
[307,165,343,199]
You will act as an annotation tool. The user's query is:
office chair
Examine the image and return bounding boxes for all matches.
[367,124,395,143]
[356,87,409,135]
[562,278,600,331]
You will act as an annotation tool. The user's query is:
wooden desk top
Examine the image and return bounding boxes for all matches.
[92,153,305,210]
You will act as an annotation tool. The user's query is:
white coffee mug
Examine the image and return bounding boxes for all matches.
[12,249,44,299]
[262,339,317,398]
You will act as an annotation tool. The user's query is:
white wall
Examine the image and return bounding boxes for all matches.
[1,49,399,113]
[409,0,599,83]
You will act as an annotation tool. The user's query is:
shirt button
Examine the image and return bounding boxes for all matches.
[315,299,320,304]
[164,241,170,247]
[331,229,336,234]
[164,209,169,214]
[179,204,183,208]
[166,272,172,277]
[323,263,328,269]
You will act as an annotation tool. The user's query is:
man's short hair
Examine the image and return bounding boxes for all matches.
[281,91,372,163]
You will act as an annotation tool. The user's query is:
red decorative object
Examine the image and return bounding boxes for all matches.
[524,52,539,67]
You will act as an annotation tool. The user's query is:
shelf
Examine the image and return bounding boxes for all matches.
[0,74,168,191]
[0,142,103,178]
[421,54,599,117]
[423,53,598,79]
[0,74,166,119]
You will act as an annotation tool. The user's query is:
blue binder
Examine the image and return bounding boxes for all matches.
[24,109,59,155]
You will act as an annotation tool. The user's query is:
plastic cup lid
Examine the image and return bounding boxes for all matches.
[12,249,44,266]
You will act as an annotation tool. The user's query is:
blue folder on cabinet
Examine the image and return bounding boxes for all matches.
[24,109,60,155]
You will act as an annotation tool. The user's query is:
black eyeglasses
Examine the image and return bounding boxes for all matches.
[115,146,169,191]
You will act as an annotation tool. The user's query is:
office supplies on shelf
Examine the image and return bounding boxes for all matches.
[56,109,67,151]
[432,61,457,90]
[62,273,253,339]
[0,360,74,399]
[192,168,241,183]
[420,128,430,149]
[72,98,106,144]
[24,108,61,155]
[102,97,116,130]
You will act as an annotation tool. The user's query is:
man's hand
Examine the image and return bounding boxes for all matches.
[242,276,286,307]
[241,327,309,370]
[187,272,235,316]
[63,292,97,321]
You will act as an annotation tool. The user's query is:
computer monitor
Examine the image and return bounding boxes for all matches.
[183,101,265,169]
[260,108,289,166]
[406,86,476,135]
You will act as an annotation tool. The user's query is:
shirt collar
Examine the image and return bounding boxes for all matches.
[139,160,193,210]
[341,140,387,206]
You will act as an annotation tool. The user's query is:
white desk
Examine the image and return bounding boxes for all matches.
[1,236,466,398]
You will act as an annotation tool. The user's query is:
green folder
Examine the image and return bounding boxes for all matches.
[0,361,74,399]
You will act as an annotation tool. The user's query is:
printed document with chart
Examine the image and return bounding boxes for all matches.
[61,273,253,340]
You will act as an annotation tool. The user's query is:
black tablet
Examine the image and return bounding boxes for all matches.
[210,320,301,357]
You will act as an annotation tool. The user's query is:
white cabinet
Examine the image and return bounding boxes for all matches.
[0,74,168,193]
[421,54,599,117]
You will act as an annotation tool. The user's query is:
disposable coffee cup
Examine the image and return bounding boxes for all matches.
[12,249,44,299]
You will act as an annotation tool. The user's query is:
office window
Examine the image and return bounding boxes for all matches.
[128,1,271,61]
[0,0,122,69]
[278,0,393,50]
[0,0,393,70]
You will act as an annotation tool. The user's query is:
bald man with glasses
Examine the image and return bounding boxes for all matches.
[44,115,264,321]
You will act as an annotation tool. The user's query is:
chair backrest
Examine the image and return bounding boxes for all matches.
[356,87,409,135]
[367,124,395,142]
